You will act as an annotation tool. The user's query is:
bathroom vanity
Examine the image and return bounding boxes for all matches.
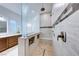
[0,34,21,52]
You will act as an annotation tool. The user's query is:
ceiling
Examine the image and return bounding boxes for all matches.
[0,3,53,15]
[23,3,53,14]
[0,3,21,15]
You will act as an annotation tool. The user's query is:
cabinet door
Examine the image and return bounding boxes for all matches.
[8,36,18,44]
[0,38,7,52]
[8,36,18,48]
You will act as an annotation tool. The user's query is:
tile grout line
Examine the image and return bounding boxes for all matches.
[43,49,45,56]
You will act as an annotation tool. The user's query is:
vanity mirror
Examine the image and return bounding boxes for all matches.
[0,17,7,33]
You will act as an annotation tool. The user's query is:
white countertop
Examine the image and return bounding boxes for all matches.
[0,33,21,39]
[19,32,40,40]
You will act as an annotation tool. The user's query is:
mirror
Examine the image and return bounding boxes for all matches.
[0,17,7,33]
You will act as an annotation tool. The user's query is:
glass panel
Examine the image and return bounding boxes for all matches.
[0,3,40,35]
[21,3,40,36]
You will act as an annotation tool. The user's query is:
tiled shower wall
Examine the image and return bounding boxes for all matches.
[40,13,52,40]
[52,4,79,55]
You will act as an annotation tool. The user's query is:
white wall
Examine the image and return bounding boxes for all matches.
[40,28,52,40]
[32,15,40,33]
[52,4,79,56]
[40,13,52,27]
[40,13,52,40]
[0,5,21,34]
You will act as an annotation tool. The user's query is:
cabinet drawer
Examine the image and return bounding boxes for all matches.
[8,36,18,44]
[8,41,18,48]
[0,38,7,52]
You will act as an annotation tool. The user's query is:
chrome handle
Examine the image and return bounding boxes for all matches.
[57,32,66,42]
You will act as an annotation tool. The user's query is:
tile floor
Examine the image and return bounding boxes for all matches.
[0,45,18,56]
[30,39,53,56]
[0,39,53,56]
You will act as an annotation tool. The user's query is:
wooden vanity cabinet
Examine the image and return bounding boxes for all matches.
[8,36,18,48]
[0,38,8,52]
[0,34,21,52]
